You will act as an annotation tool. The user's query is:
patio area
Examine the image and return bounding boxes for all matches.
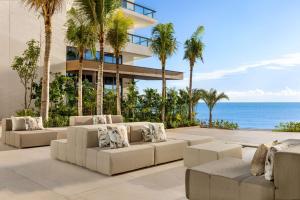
[0,126,300,200]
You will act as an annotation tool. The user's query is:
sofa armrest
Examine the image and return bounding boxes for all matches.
[274,145,300,200]
[2,118,12,132]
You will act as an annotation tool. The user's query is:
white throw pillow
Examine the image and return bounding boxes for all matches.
[93,115,107,124]
[98,126,110,148]
[141,123,167,143]
[25,117,44,130]
[108,125,130,149]
[11,116,27,131]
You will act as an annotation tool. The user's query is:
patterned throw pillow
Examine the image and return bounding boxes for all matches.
[25,117,44,130]
[93,115,107,124]
[141,123,167,143]
[98,126,110,148]
[106,115,113,124]
[108,125,130,149]
[250,144,269,176]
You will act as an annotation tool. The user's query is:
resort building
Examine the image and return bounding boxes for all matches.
[0,0,183,119]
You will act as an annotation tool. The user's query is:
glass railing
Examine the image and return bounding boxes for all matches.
[122,0,156,18]
[128,33,151,47]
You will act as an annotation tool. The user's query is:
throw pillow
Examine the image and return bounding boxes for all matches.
[11,116,27,131]
[93,115,107,124]
[141,123,167,143]
[106,115,113,124]
[250,144,269,176]
[25,117,44,130]
[98,126,110,148]
[265,142,289,181]
[108,125,130,149]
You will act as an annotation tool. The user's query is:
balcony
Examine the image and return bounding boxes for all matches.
[128,33,151,47]
[122,0,156,19]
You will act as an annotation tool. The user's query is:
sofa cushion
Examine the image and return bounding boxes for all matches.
[240,175,274,200]
[151,139,188,165]
[185,158,250,200]
[251,144,269,176]
[108,125,130,149]
[96,144,155,175]
[25,117,44,130]
[111,115,123,123]
[11,116,27,131]
[106,115,112,124]
[141,123,167,143]
[98,126,110,148]
[69,116,93,126]
[93,115,107,124]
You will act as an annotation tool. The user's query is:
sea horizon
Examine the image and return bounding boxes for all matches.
[196,102,300,129]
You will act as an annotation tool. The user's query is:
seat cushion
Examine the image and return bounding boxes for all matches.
[150,140,188,165]
[51,139,67,161]
[12,130,58,148]
[184,141,242,168]
[240,176,275,200]
[186,158,249,200]
[96,144,155,175]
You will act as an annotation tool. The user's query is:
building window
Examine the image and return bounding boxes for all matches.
[67,46,122,64]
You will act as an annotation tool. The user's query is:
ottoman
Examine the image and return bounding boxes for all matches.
[168,134,214,146]
[184,141,242,168]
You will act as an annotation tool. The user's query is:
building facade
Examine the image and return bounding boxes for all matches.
[0,0,183,119]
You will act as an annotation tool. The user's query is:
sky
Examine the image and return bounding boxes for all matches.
[132,0,300,102]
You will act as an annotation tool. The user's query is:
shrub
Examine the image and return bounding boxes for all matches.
[200,120,239,130]
[274,122,300,132]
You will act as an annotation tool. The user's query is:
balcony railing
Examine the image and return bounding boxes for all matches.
[122,0,156,18]
[128,33,151,47]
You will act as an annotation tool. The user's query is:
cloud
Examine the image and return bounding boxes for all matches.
[192,52,300,81]
[225,87,300,102]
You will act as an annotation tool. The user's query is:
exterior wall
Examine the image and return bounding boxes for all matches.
[0,1,67,119]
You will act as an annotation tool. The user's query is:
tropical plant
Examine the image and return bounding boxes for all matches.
[200,120,239,130]
[22,0,64,121]
[151,23,177,122]
[11,39,40,112]
[140,88,161,122]
[184,26,205,121]
[201,89,229,128]
[74,0,120,115]
[65,7,97,116]
[122,81,139,122]
[103,89,117,115]
[106,11,133,115]
[274,122,300,132]
[82,80,97,115]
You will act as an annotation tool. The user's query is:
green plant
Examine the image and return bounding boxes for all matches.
[16,108,38,117]
[103,89,117,115]
[82,80,97,115]
[201,89,229,128]
[140,88,161,122]
[22,0,64,121]
[11,39,40,110]
[122,81,139,122]
[65,7,97,116]
[75,0,121,115]
[184,26,205,121]
[274,122,300,132]
[200,120,239,130]
[151,23,178,122]
[106,11,133,115]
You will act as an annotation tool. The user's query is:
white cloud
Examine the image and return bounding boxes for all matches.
[192,52,300,81]
[226,87,300,102]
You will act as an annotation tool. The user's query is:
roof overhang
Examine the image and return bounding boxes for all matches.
[66,60,183,80]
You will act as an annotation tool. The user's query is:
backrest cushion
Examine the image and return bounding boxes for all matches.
[130,123,148,143]
[250,144,269,176]
[2,118,12,132]
[93,115,107,124]
[111,115,123,123]
[69,116,93,126]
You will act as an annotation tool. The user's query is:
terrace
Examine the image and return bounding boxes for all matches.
[122,0,156,19]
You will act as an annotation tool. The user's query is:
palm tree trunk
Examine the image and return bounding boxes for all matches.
[209,109,213,128]
[97,33,104,115]
[188,63,194,121]
[40,16,52,121]
[116,53,121,115]
[161,60,166,122]
[78,50,84,116]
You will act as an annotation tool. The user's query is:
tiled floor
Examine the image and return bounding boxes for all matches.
[0,126,298,200]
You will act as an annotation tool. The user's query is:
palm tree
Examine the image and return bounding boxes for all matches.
[151,23,177,122]
[201,89,229,128]
[184,26,205,121]
[65,7,97,116]
[106,11,133,115]
[22,0,64,121]
[75,0,120,115]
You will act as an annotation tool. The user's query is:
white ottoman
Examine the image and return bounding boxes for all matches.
[184,141,242,168]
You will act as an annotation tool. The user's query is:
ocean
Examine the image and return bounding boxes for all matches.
[195,102,300,129]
